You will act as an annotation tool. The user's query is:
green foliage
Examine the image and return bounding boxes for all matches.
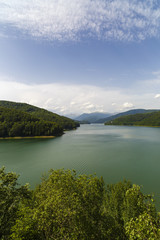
[12,170,108,240]
[0,107,63,137]
[11,205,42,240]
[0,167,30,239]
[104,180,132,239]
[125,212,160,239]
[103,181,157,239]
[1,167,160,239]
[0,100,79,130]
[105,111,160,127]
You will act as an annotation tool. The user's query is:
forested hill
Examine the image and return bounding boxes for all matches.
[96,109,159,123]
[0,107,64,137]
[0,100,79,130]
[105,111,160,127]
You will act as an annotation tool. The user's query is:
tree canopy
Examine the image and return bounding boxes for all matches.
[1,167,160,240]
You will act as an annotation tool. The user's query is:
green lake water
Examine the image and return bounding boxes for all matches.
[1,124,160,207]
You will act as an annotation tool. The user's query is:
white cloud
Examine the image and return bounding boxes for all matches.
[154,94,160,99]
[70,101,76,105]
[82,102,91,106]
[0,0,160,41]
[122,102,134,109]
[0,76,160,115]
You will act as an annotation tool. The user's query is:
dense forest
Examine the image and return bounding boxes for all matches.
[0,100,79,137]
[0,107,63,137]
[105,111,160,127]
[0,101,79,131]
[1,167,160,240]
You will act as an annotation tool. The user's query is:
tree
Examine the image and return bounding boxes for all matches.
[0,167,30,239]
[104,181,157,239]
[1,167,159,240]
[9,122,24,137]
[11,169,109,240]
[0,123,7,137]
[125,212,160,240]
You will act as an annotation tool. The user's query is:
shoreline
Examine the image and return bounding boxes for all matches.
[105,124,160,128]
[0,136,56,140]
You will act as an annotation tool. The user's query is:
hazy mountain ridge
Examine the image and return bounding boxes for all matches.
[105,110,160,127]
[96,109,159,123]
[75,112,112,123]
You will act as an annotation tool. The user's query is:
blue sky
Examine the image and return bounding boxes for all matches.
[0,0,160,115]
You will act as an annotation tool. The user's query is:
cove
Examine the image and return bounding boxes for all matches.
[0,124,160,207]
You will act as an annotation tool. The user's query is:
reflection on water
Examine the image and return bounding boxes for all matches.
[0,124,160,208]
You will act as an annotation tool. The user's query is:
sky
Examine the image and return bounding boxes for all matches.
[0,0,160,116]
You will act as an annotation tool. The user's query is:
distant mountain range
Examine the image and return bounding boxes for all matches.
[71,109,160,124]
[105,110,160,127]
[95,109,160,123]
[74,112,112,123]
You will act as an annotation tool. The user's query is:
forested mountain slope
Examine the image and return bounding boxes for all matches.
[105,111,160,127]
[0,100,79,130]
[0,107,63,137]
[97,109,159,123]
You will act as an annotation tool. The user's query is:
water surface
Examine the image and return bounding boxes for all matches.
[0,124,160,206]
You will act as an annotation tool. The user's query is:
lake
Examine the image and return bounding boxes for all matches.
[0,124,160,207]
